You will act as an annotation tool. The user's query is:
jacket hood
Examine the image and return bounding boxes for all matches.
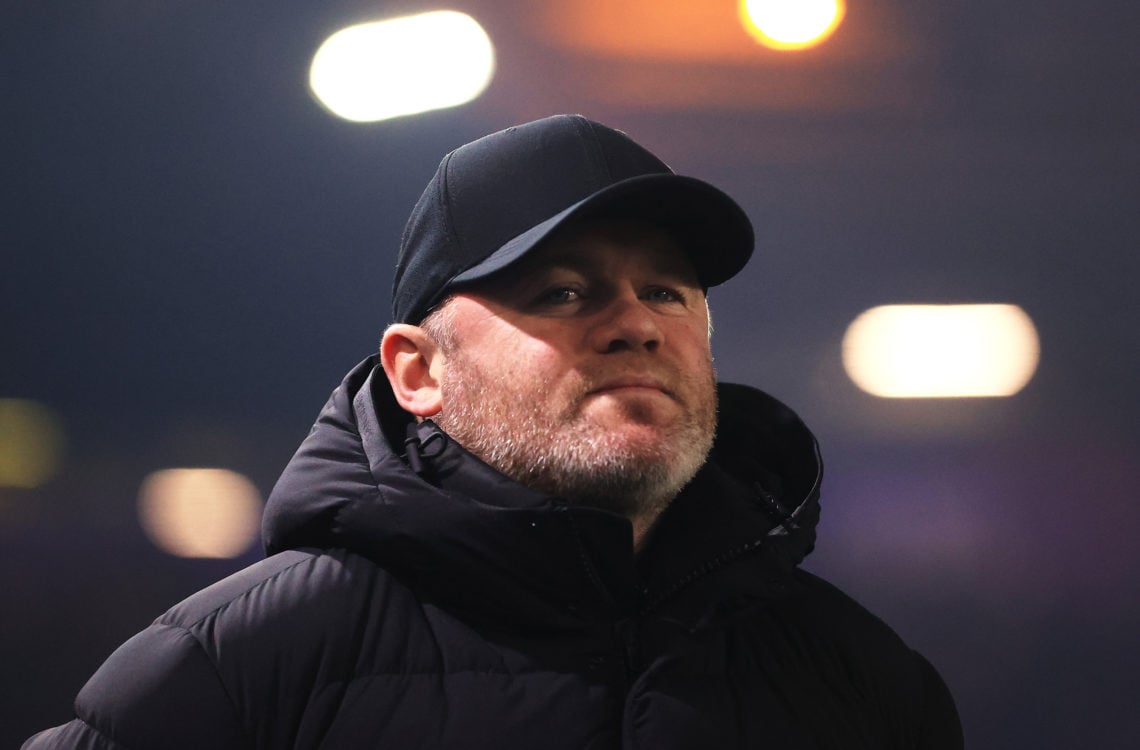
[263,357,822,622]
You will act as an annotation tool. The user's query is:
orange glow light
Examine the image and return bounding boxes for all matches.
[740,0,846,51]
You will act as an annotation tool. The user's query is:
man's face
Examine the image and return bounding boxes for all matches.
[427,218,718,529]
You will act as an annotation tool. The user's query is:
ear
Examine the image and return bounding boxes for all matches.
[379,324,446,418]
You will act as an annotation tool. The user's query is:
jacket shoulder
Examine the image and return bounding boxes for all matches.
[25,549,423,750]
[787,568,963,747]
[158,546,427,682]
[159,548,354,628]
[786,567,936,677]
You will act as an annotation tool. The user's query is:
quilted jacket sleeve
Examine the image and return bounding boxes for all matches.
[22,622,249,750]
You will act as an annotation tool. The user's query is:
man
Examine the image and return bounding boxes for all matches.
[26,115,962,748]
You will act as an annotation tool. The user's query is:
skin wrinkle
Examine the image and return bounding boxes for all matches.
[415,219,719,544]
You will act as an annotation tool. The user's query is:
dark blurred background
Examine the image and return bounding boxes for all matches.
[3,1,1138,746]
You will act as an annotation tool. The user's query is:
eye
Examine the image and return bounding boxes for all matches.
[536,286,583,306]
[644,286,686,304]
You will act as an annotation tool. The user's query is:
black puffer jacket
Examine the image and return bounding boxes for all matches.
[25,358,962,749]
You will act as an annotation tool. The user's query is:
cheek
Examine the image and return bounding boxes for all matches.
[671,322,714,362]
[526,346,583,388]
[481,331,578,385]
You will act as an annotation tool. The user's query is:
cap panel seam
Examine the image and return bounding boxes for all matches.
[437,150,462,266]
[418,150,462,320]
[578,117,613,184]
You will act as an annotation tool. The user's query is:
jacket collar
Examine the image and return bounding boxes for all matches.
[263,358,822,627]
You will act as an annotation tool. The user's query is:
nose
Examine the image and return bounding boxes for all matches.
[588,293,663,354]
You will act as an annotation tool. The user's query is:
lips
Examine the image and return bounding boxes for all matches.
[588,377,673,398]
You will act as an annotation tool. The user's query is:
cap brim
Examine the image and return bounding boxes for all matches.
[449,173,754,290]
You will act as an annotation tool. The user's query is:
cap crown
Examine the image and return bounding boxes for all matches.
[393,116,674,323]
[391,114,753,324]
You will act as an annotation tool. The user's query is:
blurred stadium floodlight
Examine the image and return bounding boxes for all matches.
[842,304,1041,398]
[138,468,263,558]
[0,399,64,488]
[309,11,495,122]
[739,0,846,51]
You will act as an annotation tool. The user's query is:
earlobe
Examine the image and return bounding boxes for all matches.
[379,324,444,417]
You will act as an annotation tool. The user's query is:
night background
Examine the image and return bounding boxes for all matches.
[3,1,1138,746]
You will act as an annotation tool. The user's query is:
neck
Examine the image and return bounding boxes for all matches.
[631,511,664,552]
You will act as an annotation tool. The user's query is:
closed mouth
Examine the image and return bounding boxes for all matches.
[589,379,673,398]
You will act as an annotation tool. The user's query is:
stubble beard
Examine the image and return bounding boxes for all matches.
[432,347,718,523]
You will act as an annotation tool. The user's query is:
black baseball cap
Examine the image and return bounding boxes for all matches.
[391,114,754,324]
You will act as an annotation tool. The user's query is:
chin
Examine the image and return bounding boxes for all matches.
[584,399,682,430]
[586,418,672,444]
[598,426,695,466]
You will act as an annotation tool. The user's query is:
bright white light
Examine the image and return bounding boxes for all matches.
[309,11,495,122]
[842,304,1041,398]
[0,399,64,488]
[138,469,263,558]
[740,0,845,50]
